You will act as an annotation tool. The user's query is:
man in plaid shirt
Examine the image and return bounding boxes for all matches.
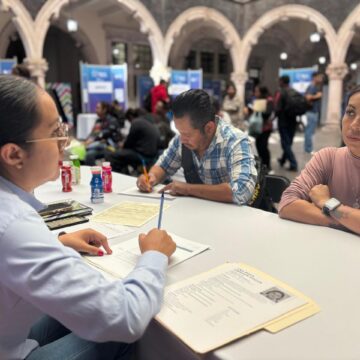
[137,89,257,205]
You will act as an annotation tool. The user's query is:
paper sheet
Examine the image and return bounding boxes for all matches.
[156,263,315,354]
[53,222,135,239]
[84,233,210,279]
[118,185,176,201]
[91,201,170,227]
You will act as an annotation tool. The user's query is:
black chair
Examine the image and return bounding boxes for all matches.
[264,174,291,204]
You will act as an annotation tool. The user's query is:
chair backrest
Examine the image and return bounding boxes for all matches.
[265,174,291,204]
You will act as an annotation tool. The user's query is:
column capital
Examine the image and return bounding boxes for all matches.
[24,58,48,88]
[326,63,348,81]
[149,61,171,85]
[231,71,248,85]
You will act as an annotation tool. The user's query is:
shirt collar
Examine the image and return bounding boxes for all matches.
[206,118,224,154]
[0,176,45,211]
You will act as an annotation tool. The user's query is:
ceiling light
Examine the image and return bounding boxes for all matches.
[67,19,78,32]
[280,52,288,61]
[350,63,358,71]
[310,32,321,43]
[318,57,326,64]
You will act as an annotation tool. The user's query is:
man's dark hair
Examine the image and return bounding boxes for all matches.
[159,79,167,85]
[172,89,216,132]
[279,75,290,85]
[0,75,40,148]
[11,64,31,79]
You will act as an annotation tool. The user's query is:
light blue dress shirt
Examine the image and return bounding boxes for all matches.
[0,176,168,360]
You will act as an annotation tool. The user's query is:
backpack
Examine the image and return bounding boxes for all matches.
[248,157,277,213]
[248,112,263,137]
[285,88,310,117]
[143,92,152,112]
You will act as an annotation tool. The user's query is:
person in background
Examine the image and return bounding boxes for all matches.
[212,98,232,124]
[153,100,175,149]
[150,79,170,114]
[252,86,274,172]
[222,81,245,130]
[278,85,360,236]
[106,108,161,174]
[274,75,298,172]
[84,101,120,165]
[0,75,176,359]
[304,72,324,154]
[137,89,257,205]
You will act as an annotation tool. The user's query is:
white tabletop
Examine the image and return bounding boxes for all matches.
[36,169,360,360]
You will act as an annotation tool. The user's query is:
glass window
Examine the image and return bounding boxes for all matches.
[201,52,214,74]
[184,50,197,69]
[112,42,127,64]
[133,44,152,70]
[218,53,228,74]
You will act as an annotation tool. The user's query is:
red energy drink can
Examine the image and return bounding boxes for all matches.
[61,161,72,192]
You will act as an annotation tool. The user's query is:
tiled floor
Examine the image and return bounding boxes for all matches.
[267,124,342,181]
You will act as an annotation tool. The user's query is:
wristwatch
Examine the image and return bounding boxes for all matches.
[322,198,341,216]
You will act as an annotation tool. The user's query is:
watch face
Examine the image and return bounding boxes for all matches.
[326,198,341,211]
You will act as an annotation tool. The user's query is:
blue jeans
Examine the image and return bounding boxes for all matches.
[278,126,298,169]
[26,316,133,360]
[304,111,319,153]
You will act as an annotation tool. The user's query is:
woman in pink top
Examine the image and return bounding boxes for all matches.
[279,86,360,235]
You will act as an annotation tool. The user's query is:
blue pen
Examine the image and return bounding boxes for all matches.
[157,192,165,229]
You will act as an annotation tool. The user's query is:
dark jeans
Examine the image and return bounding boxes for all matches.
[278,126,298,169]
[85,142,106,166]
[26,316,133,360]
[255,130,272,170]
[106,148,155,174]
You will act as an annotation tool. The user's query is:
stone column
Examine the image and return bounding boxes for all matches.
[326,63,348,127]
[24,58,48,88]
[231,71,248,102]
[149,60,171,85]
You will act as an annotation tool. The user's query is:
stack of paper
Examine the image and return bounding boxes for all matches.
[156,263,320,354]
[84,233,210,278]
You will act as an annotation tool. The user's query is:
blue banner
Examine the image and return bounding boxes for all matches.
[203,79,222,101]
[279,67,317,94]
[80,63,128,113]
[169,69,202,97]
[0,59,16,74]
[137,75,154,107]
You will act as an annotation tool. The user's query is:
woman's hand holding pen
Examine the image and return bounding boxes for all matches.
[137,173,157,192]
[138,229,176,259]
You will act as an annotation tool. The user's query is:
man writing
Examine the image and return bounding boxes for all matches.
[137,89,257,205]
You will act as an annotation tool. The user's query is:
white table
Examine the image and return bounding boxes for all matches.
[36,169,360,360]
[76,113,97,140]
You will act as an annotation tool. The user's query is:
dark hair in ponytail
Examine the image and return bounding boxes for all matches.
[0,75,40,148]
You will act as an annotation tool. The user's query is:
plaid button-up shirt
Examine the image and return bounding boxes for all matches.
[156,120,257,205]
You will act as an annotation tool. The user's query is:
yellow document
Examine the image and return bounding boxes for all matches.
[91,201,169,227]
[156,263,320,354]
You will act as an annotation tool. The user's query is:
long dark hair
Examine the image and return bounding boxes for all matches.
[346,85,360,106]
[0,75,40,148]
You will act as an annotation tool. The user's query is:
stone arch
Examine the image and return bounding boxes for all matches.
[337,3,360,64]
[0,0,35,57]
[164,6,242,73]
[239,4,338,74]
[33,0,165,64]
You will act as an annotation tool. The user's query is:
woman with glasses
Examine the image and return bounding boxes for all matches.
[0,75,176,360]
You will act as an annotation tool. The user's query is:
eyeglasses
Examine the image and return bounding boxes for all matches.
[25,121,69,152]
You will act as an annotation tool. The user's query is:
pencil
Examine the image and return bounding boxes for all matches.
[157,192,165,229]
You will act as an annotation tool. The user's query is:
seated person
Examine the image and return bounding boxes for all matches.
[85,101,120,165]
[0,75,176,359]
[278,86,360,235]
[153,100,175,149]
[137,89,257,205]
[106,108,160,174]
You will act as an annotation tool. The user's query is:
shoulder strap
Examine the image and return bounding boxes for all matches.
[181,145,204,184]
